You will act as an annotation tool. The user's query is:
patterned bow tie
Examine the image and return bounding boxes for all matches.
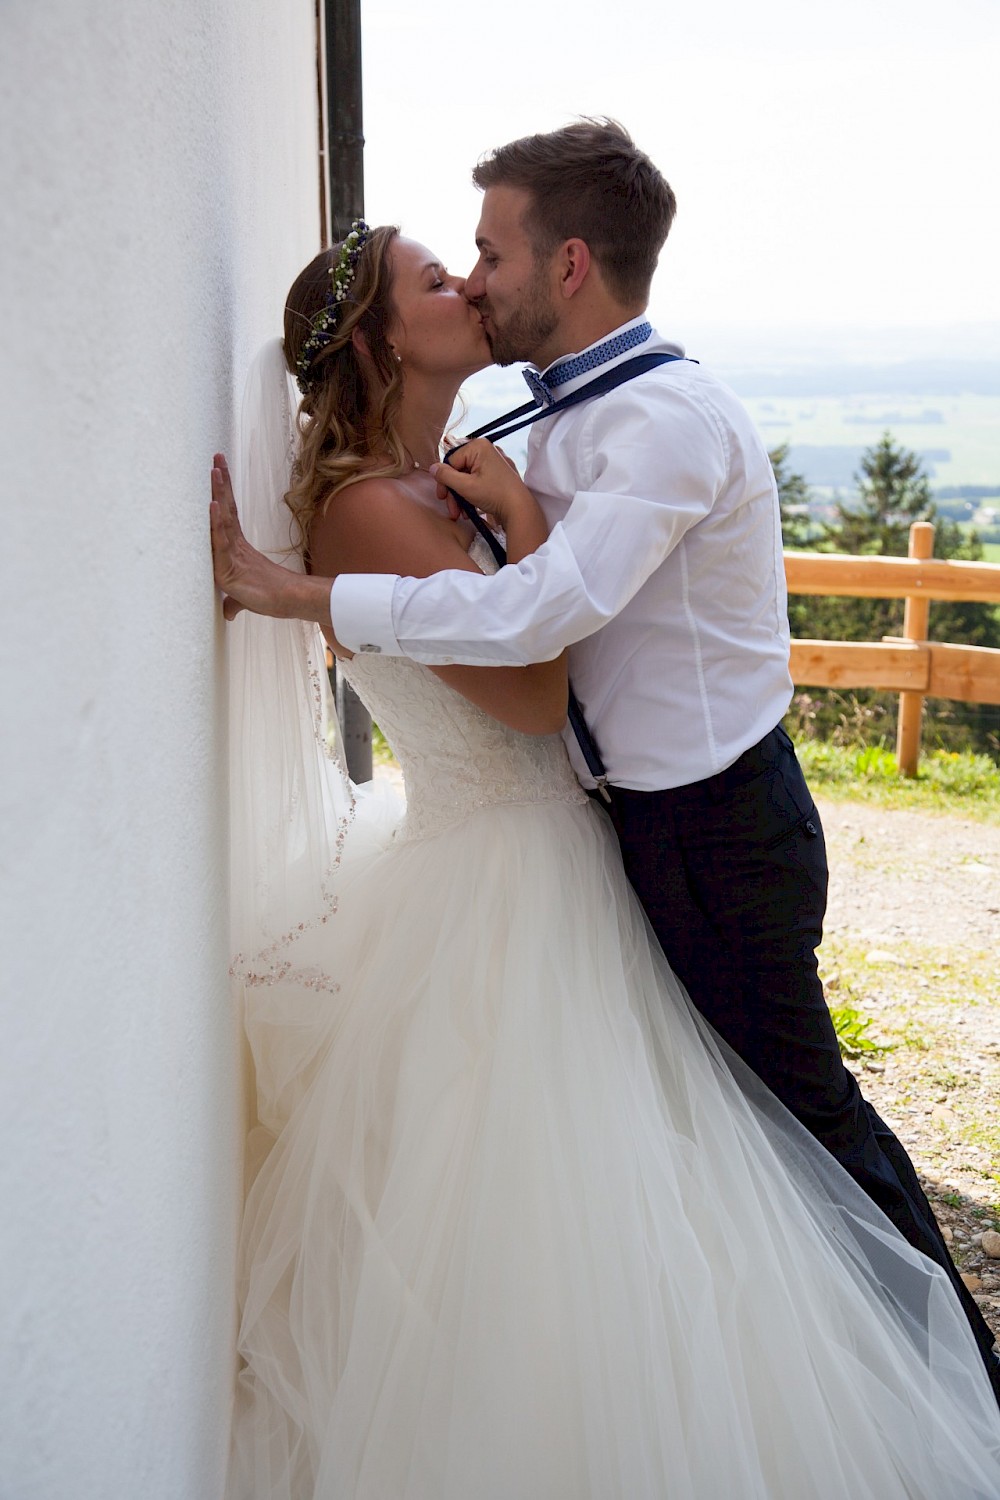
[521,321,653,407]
[521,367,556,407]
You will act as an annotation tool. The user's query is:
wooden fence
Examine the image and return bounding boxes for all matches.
[785,522,1000,776]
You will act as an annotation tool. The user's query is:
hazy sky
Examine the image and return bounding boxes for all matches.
[361,0,999,357]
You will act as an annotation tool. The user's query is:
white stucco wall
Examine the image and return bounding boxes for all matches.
[0,4,321,1495]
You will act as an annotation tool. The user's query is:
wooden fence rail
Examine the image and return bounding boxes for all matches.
[784,522,1000,776]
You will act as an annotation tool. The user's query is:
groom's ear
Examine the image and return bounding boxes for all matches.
[557,239,591,300]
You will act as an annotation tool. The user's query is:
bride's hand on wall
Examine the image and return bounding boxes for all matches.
[209,454,338,639]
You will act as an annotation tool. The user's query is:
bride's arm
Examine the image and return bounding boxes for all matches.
[309,476,568,737]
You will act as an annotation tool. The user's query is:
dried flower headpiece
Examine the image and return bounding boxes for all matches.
[296,219,372,394]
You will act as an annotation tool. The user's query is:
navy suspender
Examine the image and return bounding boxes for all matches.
[443,351,688,801]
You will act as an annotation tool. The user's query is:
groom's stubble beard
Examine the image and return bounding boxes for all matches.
[478,260,559,368]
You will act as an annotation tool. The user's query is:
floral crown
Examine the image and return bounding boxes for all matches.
[295,219,372,394]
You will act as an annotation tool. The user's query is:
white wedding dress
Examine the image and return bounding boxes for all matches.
[227,537,1000,1499]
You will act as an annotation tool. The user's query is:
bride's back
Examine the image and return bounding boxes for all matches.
[339,542,585,844]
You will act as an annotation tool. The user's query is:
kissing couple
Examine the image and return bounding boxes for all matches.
[213,118,1000,1497]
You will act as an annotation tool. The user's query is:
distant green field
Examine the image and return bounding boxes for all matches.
[458,373,1000,491]
[982,542,1000,563]
[741,392,1000,490]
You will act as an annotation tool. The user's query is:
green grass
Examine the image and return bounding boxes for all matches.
[828,1004,895,1059]
[797,741,1000,820]
[372,724,396,766]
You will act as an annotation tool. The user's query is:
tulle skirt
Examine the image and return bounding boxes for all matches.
[227,791,1000,1498]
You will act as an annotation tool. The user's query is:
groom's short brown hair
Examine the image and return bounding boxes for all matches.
[472,119,676,306]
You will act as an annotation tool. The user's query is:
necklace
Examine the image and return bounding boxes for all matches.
[402,444,436,473]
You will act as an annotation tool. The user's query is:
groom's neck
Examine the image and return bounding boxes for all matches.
[531,299,648,371]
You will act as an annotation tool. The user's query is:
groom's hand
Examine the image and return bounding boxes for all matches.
[431,439,532,532]
[209,453,338,641]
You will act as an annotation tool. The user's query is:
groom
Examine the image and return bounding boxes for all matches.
[212,119,999,1392]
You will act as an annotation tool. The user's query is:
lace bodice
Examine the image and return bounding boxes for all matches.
[339,538,587,842]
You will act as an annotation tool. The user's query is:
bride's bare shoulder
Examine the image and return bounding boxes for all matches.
[309,473,477,580]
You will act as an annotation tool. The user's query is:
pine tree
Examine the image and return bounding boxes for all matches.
[769,446,816,638]
[769,443,813,550]
[829,433,934,557]
[818,435,1000,650]
[791,433,1000,755]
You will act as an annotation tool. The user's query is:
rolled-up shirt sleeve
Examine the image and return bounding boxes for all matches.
[330,379,728,667]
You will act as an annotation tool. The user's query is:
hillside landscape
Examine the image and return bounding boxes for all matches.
[456,342,1000,547]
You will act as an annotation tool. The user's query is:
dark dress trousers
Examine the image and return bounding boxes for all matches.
[604,722,1000,1400]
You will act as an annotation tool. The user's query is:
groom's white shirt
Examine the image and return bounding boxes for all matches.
[331,317,793,792]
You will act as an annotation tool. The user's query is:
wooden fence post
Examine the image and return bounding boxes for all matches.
[895,521,935,776]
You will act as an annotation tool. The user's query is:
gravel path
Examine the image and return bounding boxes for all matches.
[818,797,1000,1343]
[822,801,1000,952]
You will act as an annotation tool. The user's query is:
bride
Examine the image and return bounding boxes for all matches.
[216,222,1000,1498]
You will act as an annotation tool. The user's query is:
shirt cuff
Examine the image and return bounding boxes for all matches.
[329,573,402,656]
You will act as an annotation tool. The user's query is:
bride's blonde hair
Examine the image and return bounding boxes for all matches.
[282,224,407,555]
